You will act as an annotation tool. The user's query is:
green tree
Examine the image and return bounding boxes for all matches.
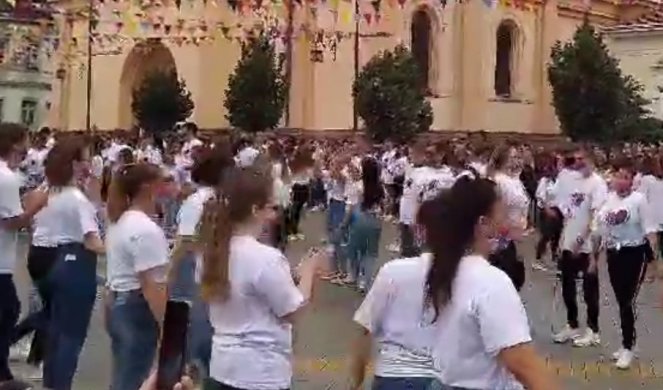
[131,69,194,134]
[225,34,287,133]
[353,45,433,143]
[548,19,657,142]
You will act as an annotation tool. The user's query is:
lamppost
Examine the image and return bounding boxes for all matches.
[352,0,359,132]
[84,0,93,131]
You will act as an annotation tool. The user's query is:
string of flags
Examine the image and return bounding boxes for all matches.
[52,0,543,69]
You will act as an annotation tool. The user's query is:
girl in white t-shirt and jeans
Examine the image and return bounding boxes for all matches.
[197,167,327,390]
[105,163,170,390]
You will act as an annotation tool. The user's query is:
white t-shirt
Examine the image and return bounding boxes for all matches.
[595,191,656,250]
[91,155,104,179]
[399,166,436,225]
[209,235,304,390]
[0,160,23,274]
[557,172,607,253]
[550,168,582,209]
[106,210,169,292]
[636,174,663,230]
[492,172,530,233]
[344,179,363,206]
[235,146,260,168]
[354,254,436,377]
[21,147,48,180]
[535,177,555,208]
[177,186,215,281]
[32,201,58,248]
[421,166,456,202]
[47,186,99,245]
[431,255,531,389]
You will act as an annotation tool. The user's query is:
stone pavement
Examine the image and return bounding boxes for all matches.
[10,211,663,389]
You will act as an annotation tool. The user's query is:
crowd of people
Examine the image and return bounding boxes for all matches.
[0,122,662,390]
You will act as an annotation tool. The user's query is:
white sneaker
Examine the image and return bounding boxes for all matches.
[26,363,43,380]
[387,243,400,253]
[531,261,548,271]
[612,348,626,361]
[573,329,601,347]
[296,233,305,241]
[615,349,635,370]
[552,325,581,344]
[9,339,30,362]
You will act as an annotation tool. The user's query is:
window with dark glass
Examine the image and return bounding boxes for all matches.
[21,99,37,126]
[411,9,431,91]
[495,21,515,98]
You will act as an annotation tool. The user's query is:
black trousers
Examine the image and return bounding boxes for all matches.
[391,176,404,218]
[536,207,563,260]
[489,241,525,291]
[560,251,599,332]
[12,246,58,366]
[606,245,648,350]
[399,224,420,258]
[286,183,309,235]
[0,275,20,381]
[203,377,289,390]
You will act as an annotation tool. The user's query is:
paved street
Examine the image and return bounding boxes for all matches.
[10,211,663,389]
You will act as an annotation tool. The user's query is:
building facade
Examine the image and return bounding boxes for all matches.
[50,0,653,133]
[0,2,58,130]
[605,12,663,120]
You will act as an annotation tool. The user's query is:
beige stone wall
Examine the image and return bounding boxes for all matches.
[607,31,663,119]
[51,0,627,133]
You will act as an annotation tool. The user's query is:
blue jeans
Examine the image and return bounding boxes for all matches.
[327,199,346,272]
[169,252,197,303]
[107,290,159,390]
[346,208,382,287]
[372,376,434,390]
[44,243,97,390]
[188,291,213,377]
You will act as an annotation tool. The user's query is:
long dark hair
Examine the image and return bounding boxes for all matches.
[361,157,383,211]
[424,176,499,321]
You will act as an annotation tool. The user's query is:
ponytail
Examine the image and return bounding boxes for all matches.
[199,191,232,301]
[106,163,162,223]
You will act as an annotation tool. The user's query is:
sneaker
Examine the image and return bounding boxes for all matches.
[387,243,400,253]
[615,349,635,370]
[296,233,305,241]
[9,339,30,362]
[572,329,601,347]
[26,363,43,380]
[531,261,548,271]
[552,325,581,344]
[612,348,627,361]
[357,280,367,293]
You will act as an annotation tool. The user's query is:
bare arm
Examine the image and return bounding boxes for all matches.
[498,343,559,390]
[138,268,168,323]
[349,327,372,390]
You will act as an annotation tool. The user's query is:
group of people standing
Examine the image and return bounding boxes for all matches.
[0,122,662,390]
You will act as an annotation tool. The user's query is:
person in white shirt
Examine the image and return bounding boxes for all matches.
[286,147,314,241]
[398,144,431,257]
[170,145,234,378]
[234,138,260,168]
[181,123,203,162]
[20,132,49,191]
[552,148,607,348]
[350,201,439,390]
[105,163,169,390]
[0,123,47,383]
[635,155,663,259]
[594,161,658,370]
[424,177,557,390]
[39,139,105,390]
[486,144,530,291]
[197,167,326,390]
[534,155,562,267]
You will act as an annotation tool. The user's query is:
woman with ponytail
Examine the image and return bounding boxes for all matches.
[198,167,327,390]
[105,163,169,390]
[425,176,556,390]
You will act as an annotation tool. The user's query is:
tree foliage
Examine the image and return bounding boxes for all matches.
[548,20,661,142]
[131,69,194,134]
[353,45,433,143]
[225,34,287,133]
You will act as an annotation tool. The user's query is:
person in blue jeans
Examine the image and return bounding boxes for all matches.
[40,140,105,390]
[169,146,233,380]
[105,163,170,390]
[346,157,383,293]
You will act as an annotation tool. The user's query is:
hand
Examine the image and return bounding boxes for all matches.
[139,371,194,390]
[572,236,585,255]
[586,258,598,275]
[297,247,330,277]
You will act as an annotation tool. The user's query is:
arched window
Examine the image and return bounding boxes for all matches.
[411,8,432,92]
[494,20,517,98]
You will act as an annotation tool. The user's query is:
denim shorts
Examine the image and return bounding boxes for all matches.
[372,376,434,390]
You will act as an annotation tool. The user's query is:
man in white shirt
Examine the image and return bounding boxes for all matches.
[552,148,607,348]
[235,138,260,168]
[0,123,47,383]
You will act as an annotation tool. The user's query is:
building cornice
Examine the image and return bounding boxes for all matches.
[0,79,51,90]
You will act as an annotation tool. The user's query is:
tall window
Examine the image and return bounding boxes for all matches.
[21,99,37,126]
[494,21,517,98]
[411,8,432,91]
